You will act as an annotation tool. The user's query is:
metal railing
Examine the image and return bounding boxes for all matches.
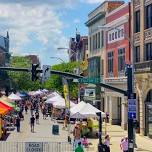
[0,142,73,152]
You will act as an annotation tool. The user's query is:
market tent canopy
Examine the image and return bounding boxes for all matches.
[79,103,105,118]
[70,101,86,115]
[33,90,43,96]
[70,112,87,119]
[0,108,8,115]
[8,93,22,101]
[45,94,64,104]
[0,102,13,111]
[17,92,29,98]
[0,99,14,108]
[53,100,76,109]
[47,92,61,99]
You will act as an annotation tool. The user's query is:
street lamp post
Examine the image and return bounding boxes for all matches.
[50,57,65,63]
[98,24,136,152]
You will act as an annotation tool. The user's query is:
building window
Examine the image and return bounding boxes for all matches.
[118,48,125,72]
[146,4,152,29]
[96,34,98,49]
[121,29,124,37]
[98,32,100,49]
[90,37,92,52]
[135,10,140,32]
[107,51,114,75]
[145,43,152,61]
[112,33,114,40]
[101,31,104,47]
[109,33,111,42]
[93,35,95,50]
[118,30,121,38]
[134,46,140,63]
[115,31,117,39]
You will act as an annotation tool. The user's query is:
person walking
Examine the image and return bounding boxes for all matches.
[120,137,128,152]
[30,115,35,133]
[104,134,110,152]
[25,105,28,114]
[35,111,39,124]
[75,142,84,152]
[16,115,21,132]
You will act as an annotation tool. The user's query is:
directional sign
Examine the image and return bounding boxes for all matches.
[42,65,50,83]
[128,98,136,119]
[78,77,100,84]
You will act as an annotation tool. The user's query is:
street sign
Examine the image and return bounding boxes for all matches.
[128,98,136,119]
[25,142,43,152]
[78,77,100,84]
[42,65,50,83]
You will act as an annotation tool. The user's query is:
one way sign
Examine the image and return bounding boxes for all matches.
[42,65,50,83]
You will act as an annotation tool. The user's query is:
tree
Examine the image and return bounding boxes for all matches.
[44,62,79,99]
[8,56,41,91]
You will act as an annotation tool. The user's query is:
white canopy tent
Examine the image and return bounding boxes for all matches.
[70,102,105,118]
[70,112,87,119]
[79,103,106,118]
[33,90,43,96]
[45,95,65,104]
[53,100,76,109]
[70,101,86,115]
[8,93,22,101]
[47,92,61,99]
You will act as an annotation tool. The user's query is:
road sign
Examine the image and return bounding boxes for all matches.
[25,142,43,152]
[78,77,100,84]
[128,98,136,119]
[42,65,50,83]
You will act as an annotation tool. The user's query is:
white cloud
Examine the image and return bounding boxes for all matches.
[73,19,80,24]
[80,0,104,4]
[0,2,71,65]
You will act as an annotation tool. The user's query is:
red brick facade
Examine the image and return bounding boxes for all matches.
[105,3,131,78]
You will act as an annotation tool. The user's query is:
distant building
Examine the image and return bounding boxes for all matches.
[26,55,40,65]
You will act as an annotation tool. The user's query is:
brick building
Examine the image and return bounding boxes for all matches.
[104,3,131,129]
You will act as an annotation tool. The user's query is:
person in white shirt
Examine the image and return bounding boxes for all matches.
[120,137,128,152]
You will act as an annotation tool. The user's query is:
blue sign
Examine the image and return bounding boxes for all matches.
[128,99,136,119]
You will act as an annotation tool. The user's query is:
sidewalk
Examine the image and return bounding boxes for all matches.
[90,123,152,152]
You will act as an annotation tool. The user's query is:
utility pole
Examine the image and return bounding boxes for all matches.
[96,112,103,152]
[127,65,136,152]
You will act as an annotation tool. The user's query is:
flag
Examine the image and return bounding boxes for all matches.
[62,77,70,109]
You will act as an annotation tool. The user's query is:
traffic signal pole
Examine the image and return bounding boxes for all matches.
[127,66,134,152]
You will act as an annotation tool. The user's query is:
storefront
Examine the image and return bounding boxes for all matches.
[145,90,152,138]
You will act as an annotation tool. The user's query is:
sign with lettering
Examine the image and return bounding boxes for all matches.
[25,142,43,152]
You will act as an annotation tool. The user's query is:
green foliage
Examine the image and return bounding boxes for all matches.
[44,62,79,99]
[8,56,41,91]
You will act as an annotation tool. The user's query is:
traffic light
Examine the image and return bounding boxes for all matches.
[31,64,39,81]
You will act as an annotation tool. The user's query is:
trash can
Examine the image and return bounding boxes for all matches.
[52,124,59,135]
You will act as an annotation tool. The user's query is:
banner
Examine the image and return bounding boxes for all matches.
[62,77,70,109]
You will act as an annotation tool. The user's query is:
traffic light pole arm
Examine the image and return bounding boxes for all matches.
[99,82,127,96]
[0,66,127,95]
[0,67,30,72]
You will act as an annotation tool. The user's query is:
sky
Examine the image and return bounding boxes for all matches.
[0,0,129,66]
